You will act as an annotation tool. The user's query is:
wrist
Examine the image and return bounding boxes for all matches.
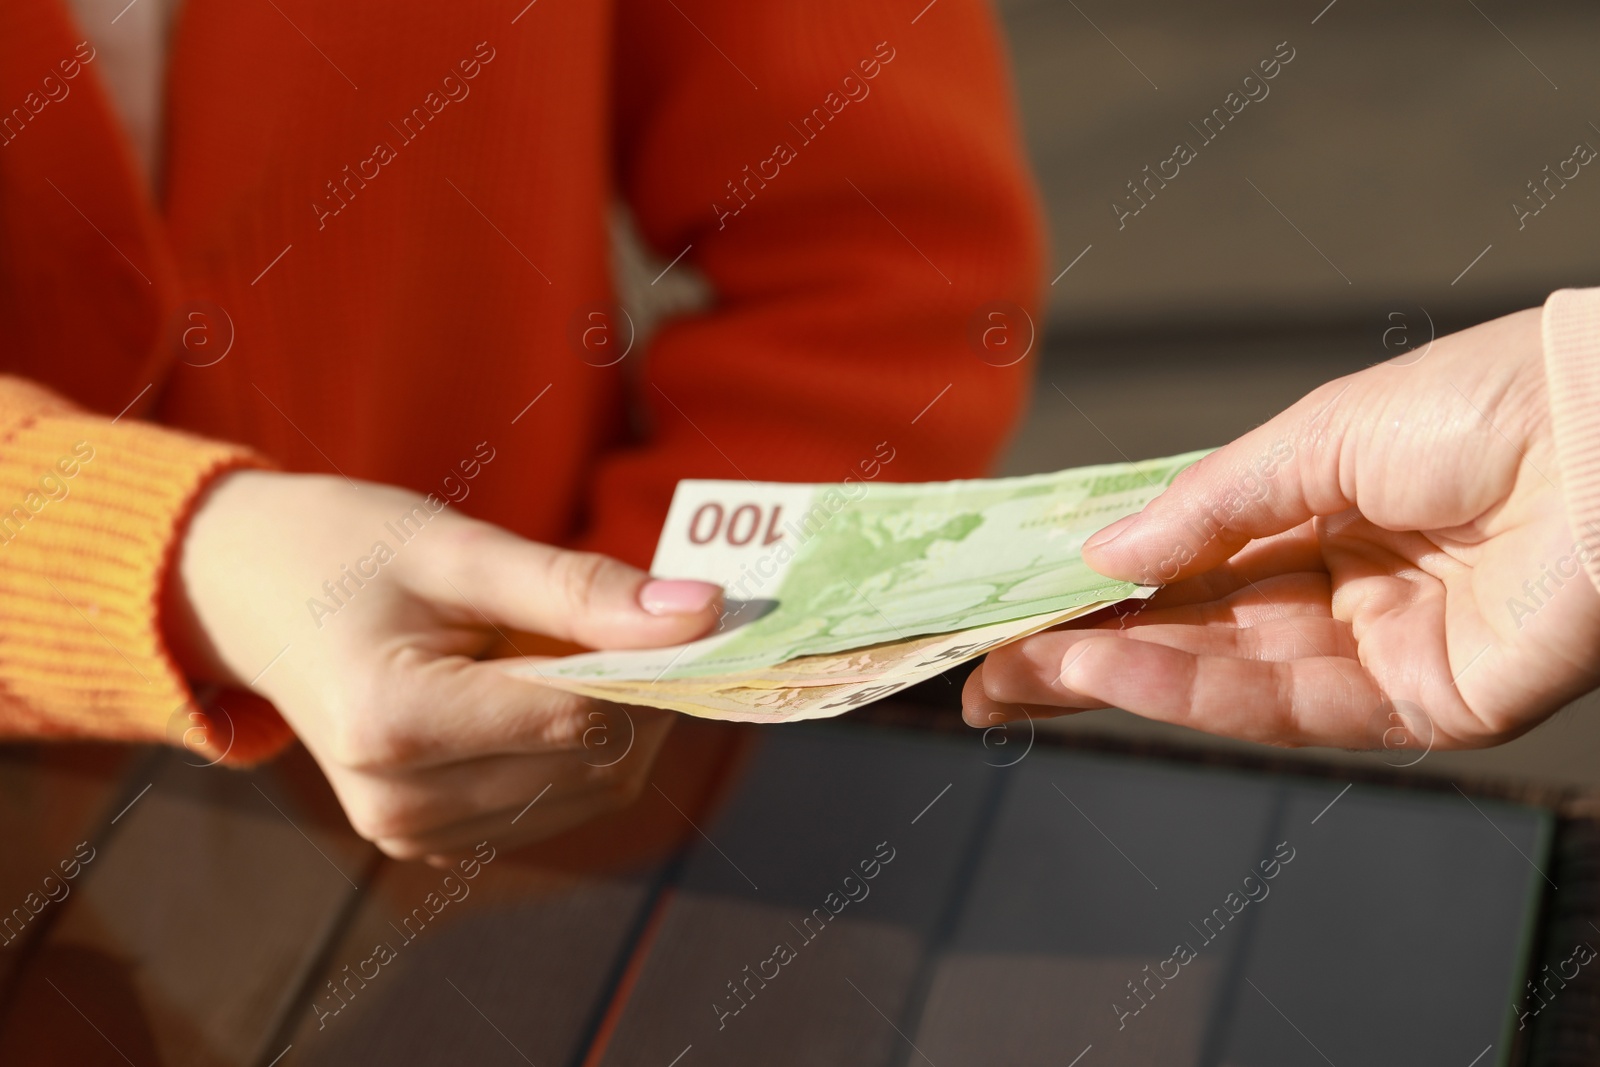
[159,468,276,687]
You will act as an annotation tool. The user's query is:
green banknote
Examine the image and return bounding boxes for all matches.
[531,449,1208,684]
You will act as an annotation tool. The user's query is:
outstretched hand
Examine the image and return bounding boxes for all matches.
[966,307,1600,750]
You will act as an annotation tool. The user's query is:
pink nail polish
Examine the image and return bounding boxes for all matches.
[640,579,721,616]
[1084,513,1139,551]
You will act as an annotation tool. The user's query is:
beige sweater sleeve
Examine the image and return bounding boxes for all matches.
[1542,287,1600,596]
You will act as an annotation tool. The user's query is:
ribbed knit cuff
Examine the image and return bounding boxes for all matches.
[1542,288,1600,597]
[0,411,292,764]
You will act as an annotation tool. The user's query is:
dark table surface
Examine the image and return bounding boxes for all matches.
[0,707,1592,1067]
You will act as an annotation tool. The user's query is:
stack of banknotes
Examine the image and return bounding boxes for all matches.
[501,449,1207,723]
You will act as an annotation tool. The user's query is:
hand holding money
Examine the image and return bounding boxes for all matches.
[500,450,1209,722]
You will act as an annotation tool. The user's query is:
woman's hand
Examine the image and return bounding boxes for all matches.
[163,471,721,863]
[967,307,1600,751]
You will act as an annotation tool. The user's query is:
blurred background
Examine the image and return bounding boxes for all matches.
[990,0,1600,790]
[999,0,1598,331]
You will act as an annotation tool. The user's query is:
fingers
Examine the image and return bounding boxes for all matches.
[326,653,583,770]
[963,663,1102,726]
[407,519,721,649]
[325,703,675,860]
[307,624,681,861]
[962,547,1344,729]
[1116,524,1325,611]
[981,616,1358,707]
[329,645,681,770]
[330,749,615,844]
[1082,377,1360,585]
[977,632,1384,747]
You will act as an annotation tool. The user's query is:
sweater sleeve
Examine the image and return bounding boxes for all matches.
[583,0,1044,566]
[1542,288,1600,598]
[0,376,292,763]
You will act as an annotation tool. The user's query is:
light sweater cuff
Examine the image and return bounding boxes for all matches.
[1542,287,1600,597]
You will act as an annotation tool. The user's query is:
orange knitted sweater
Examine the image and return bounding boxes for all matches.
[0,2,1043,761]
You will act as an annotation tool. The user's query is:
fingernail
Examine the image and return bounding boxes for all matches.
[1084,513,1140,551]
[640,579,721,616]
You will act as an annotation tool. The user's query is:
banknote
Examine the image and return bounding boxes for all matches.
[565,600,1116,693]
[542,675,891,723]
[504,598,1115,710]
[535,450,1206,685]
[525,601,1128,723]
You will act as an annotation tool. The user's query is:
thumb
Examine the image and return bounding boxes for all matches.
[1083,378,1354,585]
[412,521,722,649]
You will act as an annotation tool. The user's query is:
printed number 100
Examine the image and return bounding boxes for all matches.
[687,503,785,547]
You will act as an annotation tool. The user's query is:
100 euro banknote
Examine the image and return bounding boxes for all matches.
[505,449,1206,694]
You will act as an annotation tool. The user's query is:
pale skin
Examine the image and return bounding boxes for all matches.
[967,307,1600,750]
[163,471,722,865]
